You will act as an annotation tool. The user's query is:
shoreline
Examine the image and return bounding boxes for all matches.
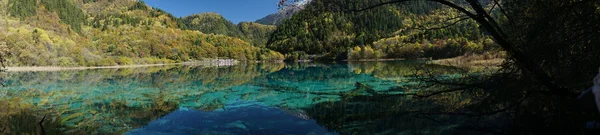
[3,59,242,72]
[3,55,504,72]
[4,63,180,72]
[430,53,505,67]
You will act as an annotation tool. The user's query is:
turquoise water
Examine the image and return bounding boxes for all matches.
[0,61,467,134]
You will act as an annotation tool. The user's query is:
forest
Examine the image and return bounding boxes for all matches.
[283,0,600,134]
[0,0,283,67]
[1,0,600,134]
[0,0,504,66]
[268,0,499,60]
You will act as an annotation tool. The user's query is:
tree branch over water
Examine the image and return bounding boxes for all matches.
[343,0,573,96]
[39,114,46,135]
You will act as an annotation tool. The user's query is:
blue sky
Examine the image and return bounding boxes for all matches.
[143,0,280,24]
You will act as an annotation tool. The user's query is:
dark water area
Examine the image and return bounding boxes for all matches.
[127,102,336,135]
[0,61,473,134]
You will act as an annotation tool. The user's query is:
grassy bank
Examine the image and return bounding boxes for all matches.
[431,52,505,68]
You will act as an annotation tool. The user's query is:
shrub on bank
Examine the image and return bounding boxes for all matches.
[348,36,494,60]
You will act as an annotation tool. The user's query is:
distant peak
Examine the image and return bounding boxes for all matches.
[256,0,311,25]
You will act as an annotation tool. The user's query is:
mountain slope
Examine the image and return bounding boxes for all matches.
[181,13,244,38]
[255,0,310,25]
[238,22,276,47]
[0,0,283,66]
[181,13,277,47]
[267,0,491,60]
[255,13,278,25]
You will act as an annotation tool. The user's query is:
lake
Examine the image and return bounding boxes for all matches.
[0,61,473,134]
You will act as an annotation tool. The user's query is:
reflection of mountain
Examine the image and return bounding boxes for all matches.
[0,61,466,134]
[0,63,284,134]
[128,102,336,135]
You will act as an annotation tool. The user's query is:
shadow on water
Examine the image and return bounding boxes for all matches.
[297,61,483,135]
[301,61,595,134]
[127,102,337,135]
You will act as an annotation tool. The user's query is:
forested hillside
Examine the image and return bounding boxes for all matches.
[0,0,283,66]
[181,13,244,38]
[267,0,498,60]
[255,14,279,25]
[181,13,276,47]
[237,22,277,47]
[0,0,502,66]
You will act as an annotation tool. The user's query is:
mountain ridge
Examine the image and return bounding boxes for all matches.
[0,0,283,66]
[180,12,277,47]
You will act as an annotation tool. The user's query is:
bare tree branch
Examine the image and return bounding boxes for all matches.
[345,0,572,95]
[492,0,516,29]
[487,1,497,14]
[39,114,47,135]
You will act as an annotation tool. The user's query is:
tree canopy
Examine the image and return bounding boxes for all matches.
[267,0,492,60]
[0,0,284,67]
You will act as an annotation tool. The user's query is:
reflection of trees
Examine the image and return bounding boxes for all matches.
[304,74,509,134]
[0,63,284,134]
[348,61,467,80]
[294,62,515,134]
[304,61,589,134]
[0,92,179,134]
[266,63,352,83]
[297,0,600,134]
[254,62,479,134]
[0,98,73,134]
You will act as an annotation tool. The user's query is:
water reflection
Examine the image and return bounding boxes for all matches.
[0,61,466,134]
[128,102,337,135]
[0,63,285,134]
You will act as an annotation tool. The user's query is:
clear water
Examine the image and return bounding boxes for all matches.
[0,61,466,134]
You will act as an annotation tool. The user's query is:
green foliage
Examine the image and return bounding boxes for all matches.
[41,0,87,33]
[57,57,76,66]
[181,13,279,47]
[348,46,384,60]
[115,57,134,65]
[259,49,285,61]
[182,13,244,38]
[82,0,98,4]
[268,0,490,60]
[8,0,37,19]
[98,58,117,66]
[238,22,277,47]
[285,51,309,62]
[268,0,407,56]
[0,0,283,67]
[348,36,492,60]
[129,1,148,11]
